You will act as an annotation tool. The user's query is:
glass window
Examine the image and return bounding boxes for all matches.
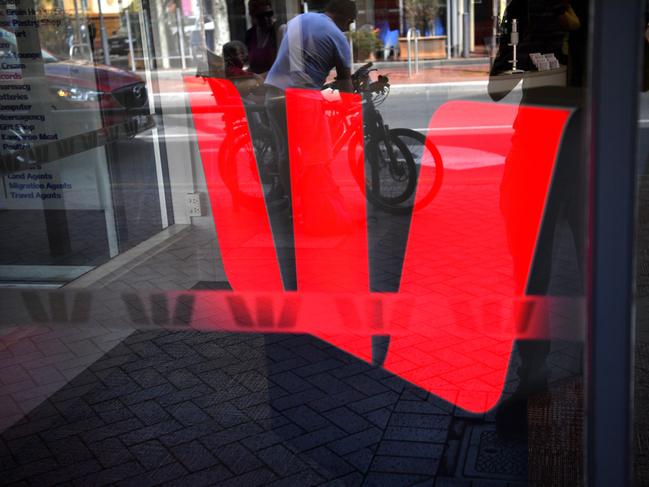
[0,0,609,484]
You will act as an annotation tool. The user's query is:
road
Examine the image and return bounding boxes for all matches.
[142,79,649,174]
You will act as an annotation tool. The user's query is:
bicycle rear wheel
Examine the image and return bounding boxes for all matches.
[389,128,444,212]
[222,129,288,212]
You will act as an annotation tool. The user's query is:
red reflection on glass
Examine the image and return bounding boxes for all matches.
[184,76,283,291]
[185,77,573,413]
[286,88,373,362]
[379,101,572,411]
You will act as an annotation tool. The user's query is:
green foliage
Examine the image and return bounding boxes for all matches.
[404,0,441,35]
[349,28,382,61]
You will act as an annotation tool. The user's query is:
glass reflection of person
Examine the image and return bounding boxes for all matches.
[488,0,587,440]
[245,0,285,75]
[262,0,356,290]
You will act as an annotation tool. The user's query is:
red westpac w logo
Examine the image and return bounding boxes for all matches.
[183,76,572,412]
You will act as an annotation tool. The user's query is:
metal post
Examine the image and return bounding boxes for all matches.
[489,0,498,67]
[96,0,111,65]
[462,0,470,57]
[118,0,136,71]
[406,28,419,77]
[446,0,451,59]
[175,7,187,69]
[586,0,644,485]
[72,0,81,44]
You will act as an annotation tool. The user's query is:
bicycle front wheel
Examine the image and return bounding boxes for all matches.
[363,133,418,213]
[389,128,444,212]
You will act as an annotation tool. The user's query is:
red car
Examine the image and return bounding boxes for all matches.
[1,27,148,128]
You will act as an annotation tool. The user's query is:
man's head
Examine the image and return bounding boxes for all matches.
[325,0,357,32]
[248,0,274,30]
[223,40,248,67]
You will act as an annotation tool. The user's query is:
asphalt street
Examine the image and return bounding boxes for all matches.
[143,80,649,175]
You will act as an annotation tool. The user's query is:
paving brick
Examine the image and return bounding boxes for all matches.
[329,429,383,456]
[84,382,142,405]
[2,459,59,483]
[282,405,331,432]
[129,440,176,469]
[383,427,448,443]
[53,397,96,422]
[7,434,52,464]
[93,398,133,423]
[257,443,310,476]
[269,371,313,394]
[166,368,202,389]
[117,462,189,487]
[158,421,222,447]
[73,460,144,486]
[32,459,104,485]
[129,400,170,425]
[167,401,210,426]
[81,417,144,444]
[171,440,219,471]
[0,365,31,385]
[49,382,99,404]
[0,394,21,417]
[1,414,64,440]
[159,464,231,487]
[376,440,444,459]
[344,374,390,397]
[365,408,392,429]
[207,401,249,427]
[199,421,264,449]
[12,380,67,402]
[322,407,372,434]
[89,437,135,468]
[120,419,183,446]
[129,368,168,388]
[241,424,304,451]
[119,383,177,406]
[388,413,452,430]
[369,455,438,475]
[157,384,215,408]
[306,446,356,479]
[212,440,264,475]
[309,389,367,413]
[363,472,431,486]
[49,436,94,466]
[293,359,346,378]
[346,447,376,472]
[304,372,353,395]
[217,467,277,487]
[271,389,327,411]
[290,425,348,452]
[348,391,399,414]
[395,400,457,416]
[41,416,106,442]
[265,469,326,487]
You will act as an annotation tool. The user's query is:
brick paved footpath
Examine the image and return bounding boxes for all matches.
[0,223,583,486]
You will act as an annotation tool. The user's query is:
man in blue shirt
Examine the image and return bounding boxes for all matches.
[263,0,357,290]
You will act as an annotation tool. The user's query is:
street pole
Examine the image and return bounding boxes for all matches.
[72,0,81,44]
[97,0,111,65]
[118,0,136,71]
[446,0,451,59]
[462,0,470,57]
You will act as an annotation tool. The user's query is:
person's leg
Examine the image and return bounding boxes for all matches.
[265,88,297,291]
[265,89,291,199]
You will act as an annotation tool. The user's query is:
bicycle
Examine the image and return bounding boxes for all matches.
[324,62,444,214]
[220,62,443,215]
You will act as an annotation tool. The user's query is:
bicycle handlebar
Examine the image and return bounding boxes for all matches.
[322,63,389,96]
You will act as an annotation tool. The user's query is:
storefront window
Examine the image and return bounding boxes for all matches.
[0,0,634,484]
